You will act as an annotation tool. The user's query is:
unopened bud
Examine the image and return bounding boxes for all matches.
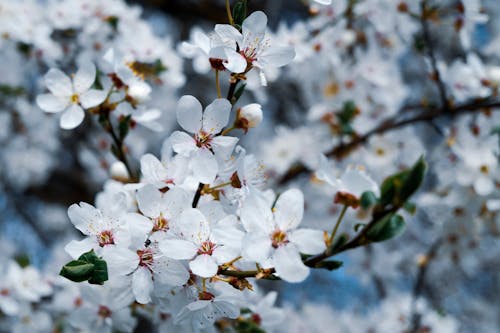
[110,161,129,182]
[235,104,263,133]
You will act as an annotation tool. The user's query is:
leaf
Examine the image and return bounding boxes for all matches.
[400,156,426,202]
[233,83,247,104]
[119,115,132,140]
[60,260,95,282]
[315,260,343,271]
[403,201,417,215]
[360,191,378,209]
[232,0,248,29]
[88,258,108,285]
[366,214,406,242]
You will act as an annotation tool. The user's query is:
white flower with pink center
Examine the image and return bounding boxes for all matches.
[240,189,326,283]
[214,11,295,85]
[169,95,238,184]
[159,208,243,278]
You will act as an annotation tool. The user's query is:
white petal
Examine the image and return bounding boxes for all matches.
[67,202,100,235]
[64,238,95,259]
[44,68,72,97]
[223,49,247,73]
[154,257,189,286]
[169,131,197,156]
[242,233,272,263]
[36,94,68,113]
[123,213,152,237]
[202,98,232,134]
[102,246,139,276]
[80,89,107,108]
[136,184,163,218]
[214,24,243,46]
[189,254,218,278]
[212,300,240,319]
[274,188,304,231]
[242,11,267,42]
[73,60,96,94]
[60,104,84,129]
[162,186,191,219]
[191,149,218,184]
[288,229,326,255]
[140,154,168,185]
[132,267,153,304]
[212,136,239,161]
[259,46,296,68]
[174,208,210,244]
[240,190,273,233]
[128,80,151,101]
[273,244,309,283]
[177,95,203,133]
[474,176,494,196]
[159,239,198,260]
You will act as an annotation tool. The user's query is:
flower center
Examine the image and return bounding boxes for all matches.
[480,165,489,174]
[98,305,112,318]
[153,215,168,232]
[197,241,217,255]
[70,93,80,104]
[195,131,213,149]
[271,229,288,248]
[198,291,215,301]
[97,230,115,247]
[137,248,154,268]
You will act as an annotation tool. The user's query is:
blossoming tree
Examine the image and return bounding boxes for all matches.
[0,0,498,332]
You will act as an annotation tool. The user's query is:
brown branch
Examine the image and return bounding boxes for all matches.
[277,98,500,185]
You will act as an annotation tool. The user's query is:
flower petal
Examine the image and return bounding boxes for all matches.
[258,46,296,68]
[36,94,68,113]
[189,254,218,278]
[159,239,198,260]
[73,60,96,94]
[191,148,218,184]
[223,49,247,73]
[169,131,197,156]
[132,267,153,304]
[274,188,304,231]
[177,95,202,133]
[136,184,163,218]
[64,238,95,259]
[288,228,326,255]
[80,89,107,108]
[202,98,231,134]
[211,136,239,161]
[60,104,84,129]
[273,244,309,283]
[44,68,72,97]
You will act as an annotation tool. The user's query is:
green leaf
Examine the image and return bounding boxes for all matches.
[60,260,95,282]
[360,191,378,209]
[88,258,108,285]
[233,83,247,104]
[315,260,343,271]
[354,223,366,232]
[14,254,30,268]
[366,214,406,242]
[400,156,426,202]
[119,115,132,140]
[232,0,248,28]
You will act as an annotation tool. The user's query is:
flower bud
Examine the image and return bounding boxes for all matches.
[110,161,129,182]
[235,103,263,133]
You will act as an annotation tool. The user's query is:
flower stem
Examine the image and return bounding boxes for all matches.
[221,126,235,136]
[225,0,234,25]
[215,69,222,99]
[328,205,349,245]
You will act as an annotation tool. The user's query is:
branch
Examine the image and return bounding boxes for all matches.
[277,98,500,185]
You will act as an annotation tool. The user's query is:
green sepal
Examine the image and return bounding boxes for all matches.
[360,191,378,209]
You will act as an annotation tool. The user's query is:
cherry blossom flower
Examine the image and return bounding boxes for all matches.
[160,208,244,278]
[240,189,326,282]
[36,61,107,129]
[169,95,238,184]
[214,11,295,85]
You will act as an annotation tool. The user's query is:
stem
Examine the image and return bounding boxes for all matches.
[192,182,205,208]
[221,126,235,136]
[102,114,136,181]
[215,70,222,99]
[225,0,234,25]
[328,205,348,244]
[208,181,232,191]
[226,78,241,104]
